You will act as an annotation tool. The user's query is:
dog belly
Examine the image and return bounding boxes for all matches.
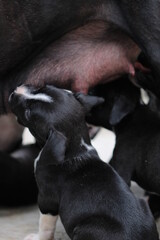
[24,21,140,93]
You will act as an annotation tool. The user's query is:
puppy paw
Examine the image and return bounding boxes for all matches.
[24,233,39,240]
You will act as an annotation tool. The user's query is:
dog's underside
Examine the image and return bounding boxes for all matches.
[1,0,160,113]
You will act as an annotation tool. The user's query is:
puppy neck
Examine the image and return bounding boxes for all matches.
[65,124,98,163]
[37,123,99,167]
[67,137,98,163]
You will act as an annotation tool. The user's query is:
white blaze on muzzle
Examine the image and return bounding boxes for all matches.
[63,89,73,94]
[15,85,53,103]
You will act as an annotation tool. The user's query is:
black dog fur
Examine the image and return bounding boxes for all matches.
[0,143,39,206]
[9,84,158,240]
[87,77,160,218]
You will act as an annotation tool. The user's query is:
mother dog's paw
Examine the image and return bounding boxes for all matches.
[24,233,39,240]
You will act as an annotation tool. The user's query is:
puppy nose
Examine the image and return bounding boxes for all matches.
[15,85,27,95]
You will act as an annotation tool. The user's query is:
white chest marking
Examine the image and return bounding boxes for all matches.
[64,89,73,94]
[140,89,150,105]
[81,138,94,151]
[34,149,43,171]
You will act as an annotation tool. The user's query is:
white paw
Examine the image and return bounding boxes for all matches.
[24,233,39,240]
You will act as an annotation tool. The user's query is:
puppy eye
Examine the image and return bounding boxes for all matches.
[25,109,31,121]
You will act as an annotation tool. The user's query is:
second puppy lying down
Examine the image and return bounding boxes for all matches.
[9,85,158,240]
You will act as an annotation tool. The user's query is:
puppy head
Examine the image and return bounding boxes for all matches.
[9,85,104,144]
[87,77,141,128]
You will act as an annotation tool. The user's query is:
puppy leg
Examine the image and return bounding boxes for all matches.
[24,234,39,240]
[24,213,58,240]
[39,214,58,240]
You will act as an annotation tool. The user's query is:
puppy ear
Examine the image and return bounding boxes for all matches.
[38,129,67,166]
[74,93,104,113]
[109,95,136,126]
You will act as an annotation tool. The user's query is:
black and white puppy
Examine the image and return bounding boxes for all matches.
[9,85,158,240]
[110,94,160,220]
[87,78,160,218]
[88,78,160,195]
[87,76,141,129]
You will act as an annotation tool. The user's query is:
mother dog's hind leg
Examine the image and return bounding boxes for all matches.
[0,113,24,152]
[0,113,39,205]
[0,143,39,205]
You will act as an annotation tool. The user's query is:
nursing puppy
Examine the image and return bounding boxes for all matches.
[110,101,160,191]
[87,78,160,217]
[110,94,160,219]
[88,78,160,195]
[9,85,158,240]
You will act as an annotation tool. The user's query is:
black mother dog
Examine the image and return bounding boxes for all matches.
[1,0,160,113]
[9,85,158,240]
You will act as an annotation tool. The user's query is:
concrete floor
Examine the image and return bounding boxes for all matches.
[0,205,69,240]
[0,128,159,240]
